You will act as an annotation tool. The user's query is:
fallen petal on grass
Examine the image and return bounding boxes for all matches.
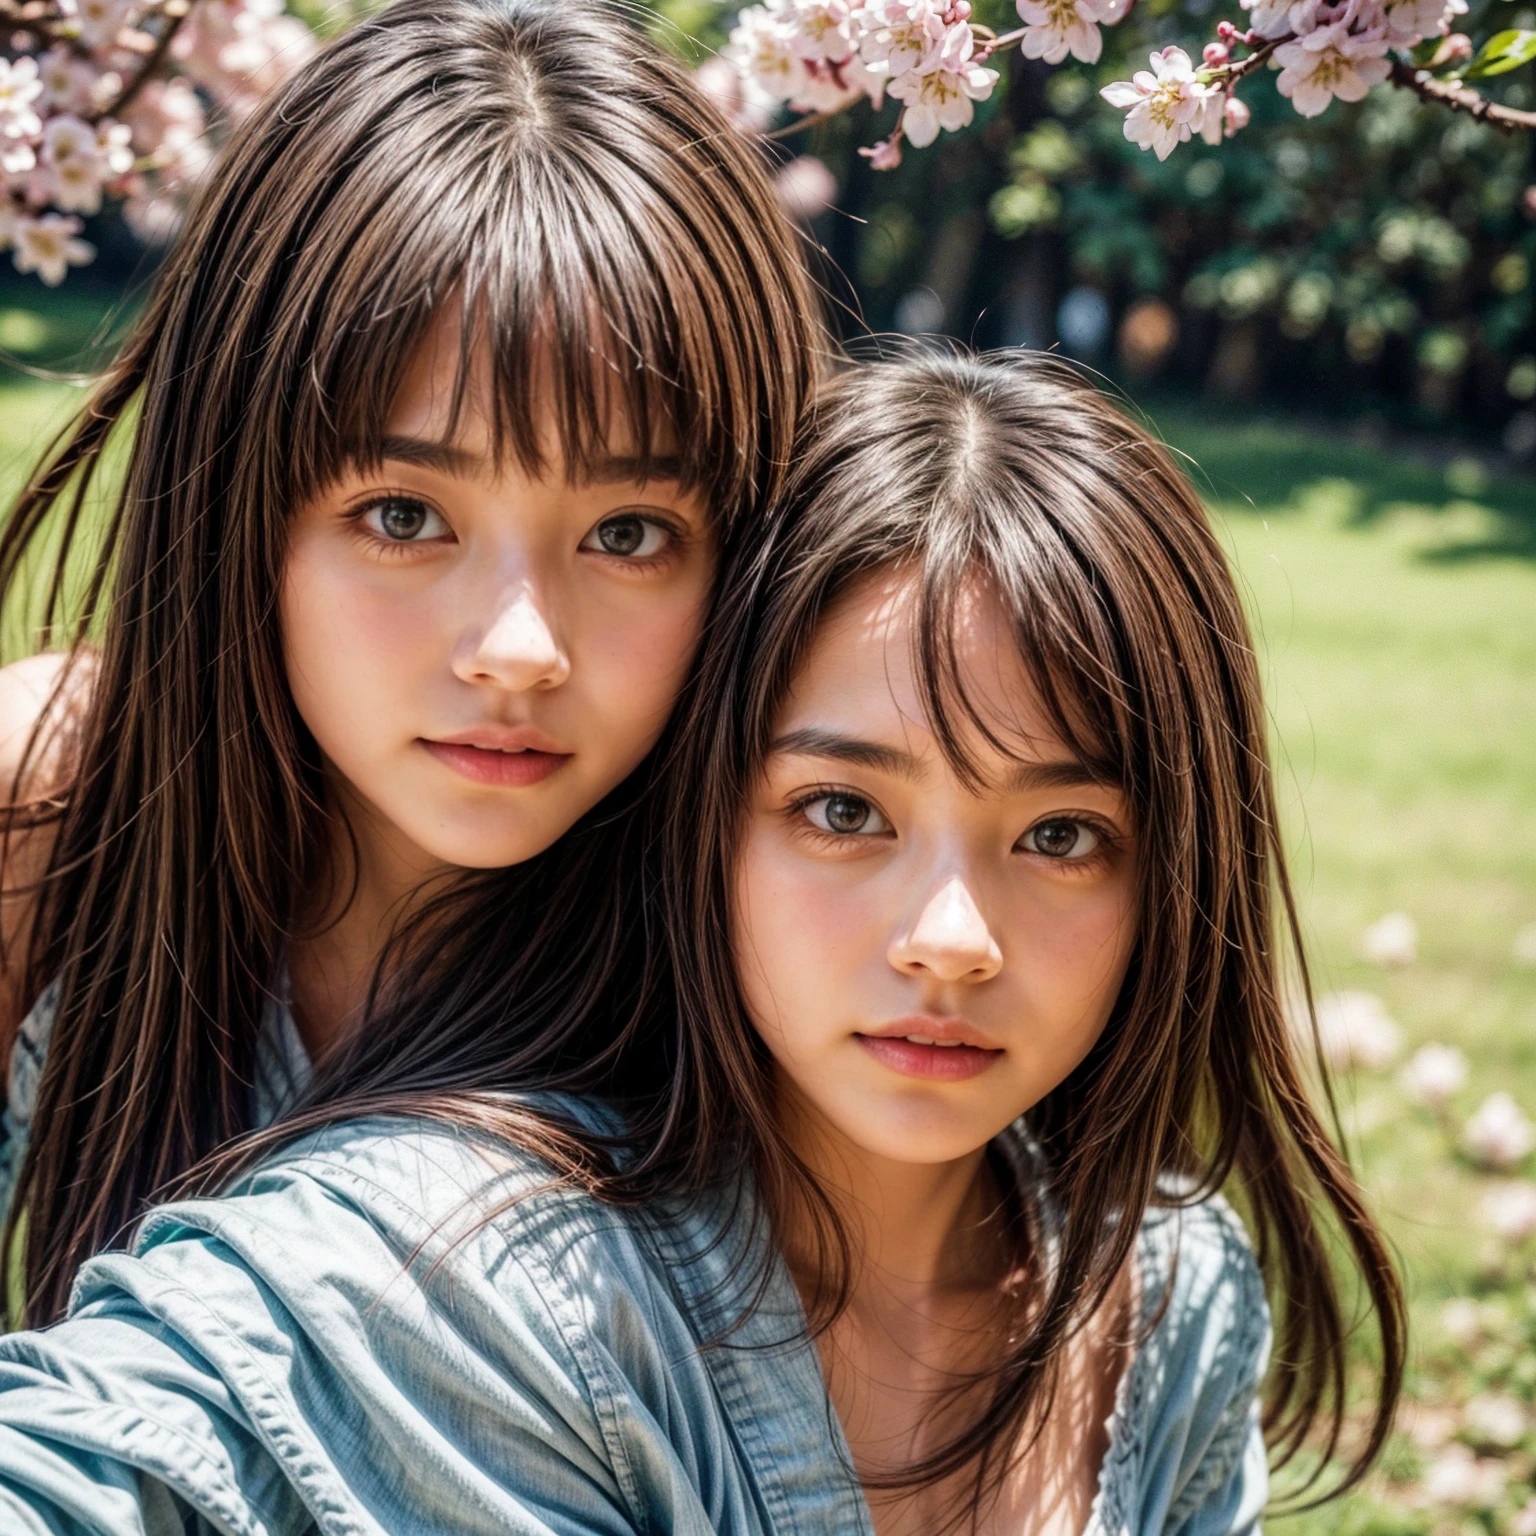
[1362,909,1419,966]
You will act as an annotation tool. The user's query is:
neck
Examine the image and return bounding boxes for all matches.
[777,1084,1001,1297]
[286,769,454,1060]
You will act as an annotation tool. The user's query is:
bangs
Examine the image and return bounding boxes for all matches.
[902,522,1134,798]
[226,0,814,533]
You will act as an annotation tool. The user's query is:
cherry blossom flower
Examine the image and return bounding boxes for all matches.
[774,153,838,217]
[10,211,94,286]
[1274,21,1391,118]
[1400,1042,1469,1109]
[58,0,136,51]
[859,0,947,76]
[1240,0,1296,39]
[789,0,858,64]
[1291,990,1403,1070]
[1464,1092,1536,1171]
[695,56,775,130]
[1100,47,1213,161]
[888,25,997,146]
[859,135,903,168]
[1361,909,1417,966]
[1017,0,1105,66]
[0,58,45,143]
[727,6,811,107]
[1383,0,1466,45]
[37,46,98,114]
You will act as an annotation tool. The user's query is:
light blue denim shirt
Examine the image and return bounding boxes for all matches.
[0,1105,1269,1535]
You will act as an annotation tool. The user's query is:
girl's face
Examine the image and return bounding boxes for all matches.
[734,571,1140,1168]
[281,317,713,879]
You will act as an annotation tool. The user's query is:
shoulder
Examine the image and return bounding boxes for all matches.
[0,650,94,808]
[119,1104,693,1371]
[1108,1188,1270,1531]
[153,1103,655,1279]
[66,1106,727,1528]
[1138,1185,1268,1358]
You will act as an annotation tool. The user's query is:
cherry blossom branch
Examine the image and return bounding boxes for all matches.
[1387,56,1536,131]
[765,106,841,139]
[101,4,192,120]
[1217,34,1286,81]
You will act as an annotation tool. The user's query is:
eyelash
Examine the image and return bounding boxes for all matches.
[345,493,452,559]
[580,513,687,572]
[783,789,1120,871]
[342,499,687,569]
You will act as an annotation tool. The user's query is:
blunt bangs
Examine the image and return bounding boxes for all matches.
[754,352,1180,802]
[184,0,819,534]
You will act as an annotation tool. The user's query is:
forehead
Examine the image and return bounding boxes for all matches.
[381,307,678,475]
[777,569,1067,763]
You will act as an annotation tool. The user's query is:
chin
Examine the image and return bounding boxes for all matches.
[411,819,571,872]
[834,1105,999,1168]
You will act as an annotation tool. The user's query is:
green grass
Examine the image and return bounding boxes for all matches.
[1153,405,1536,1534]
[2,375,1535,1529]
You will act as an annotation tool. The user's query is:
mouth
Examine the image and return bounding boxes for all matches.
[419,733,573,788]
[854,1018,1004,1082]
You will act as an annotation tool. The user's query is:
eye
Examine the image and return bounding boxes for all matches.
[580,513,673,560]
[801,792,892,838]
[1017,818,1101,860]
[361,496,450,543]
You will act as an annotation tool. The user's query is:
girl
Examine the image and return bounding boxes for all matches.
[0,353,1401,1535]
[0,0,823,1325]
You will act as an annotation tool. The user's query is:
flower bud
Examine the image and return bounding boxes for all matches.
[1203,41,1231,64]
[1428,31,1472,65]
[1216,20,1238,39]
[859,137,902,170]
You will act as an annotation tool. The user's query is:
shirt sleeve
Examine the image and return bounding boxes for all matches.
[0,1157,656,1536]
[1156,1199,1273,1536]
[1169,1394,1268,1536]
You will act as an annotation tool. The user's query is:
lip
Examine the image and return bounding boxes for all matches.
[419,727,573,788]
[855,1016,1004,1082]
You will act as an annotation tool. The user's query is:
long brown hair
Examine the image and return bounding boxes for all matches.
[650,350,1405,1512]
[0,0,825,1324]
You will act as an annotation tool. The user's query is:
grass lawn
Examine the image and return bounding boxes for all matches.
[2,374,1535,1531]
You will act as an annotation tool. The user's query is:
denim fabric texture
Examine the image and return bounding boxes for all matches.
[0,1095,1271,1536]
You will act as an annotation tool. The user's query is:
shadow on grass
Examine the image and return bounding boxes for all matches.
[1143,403,1536,564]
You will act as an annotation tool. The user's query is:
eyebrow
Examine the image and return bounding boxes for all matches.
[367,438,684,488]
[768,728,1118,793]
[366,436,482,476]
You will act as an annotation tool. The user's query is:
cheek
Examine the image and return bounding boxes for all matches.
[732,831,884,1055]
[577,573,711,720]
[280,542,436,745]
[1006,878,1139,1042]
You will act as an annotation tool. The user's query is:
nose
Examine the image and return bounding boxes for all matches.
[888,875,1003,985]
[453,583,571,692]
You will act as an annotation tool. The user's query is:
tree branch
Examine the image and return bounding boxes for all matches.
[764,107,842,140]
[1387,57,1536,132]
[98,2,191,121]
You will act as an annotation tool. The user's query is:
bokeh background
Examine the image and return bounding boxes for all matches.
[1,0,1535,1529]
